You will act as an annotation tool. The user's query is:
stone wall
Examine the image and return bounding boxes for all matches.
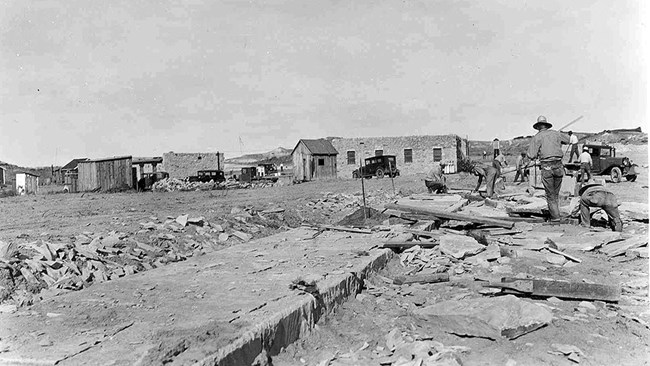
[162,152,225,179]
[331,135,467,179]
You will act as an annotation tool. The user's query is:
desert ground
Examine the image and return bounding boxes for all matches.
[0,152,648,365]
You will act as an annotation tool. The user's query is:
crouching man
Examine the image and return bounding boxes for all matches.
[574,183,623,232]
[425,162,448,194]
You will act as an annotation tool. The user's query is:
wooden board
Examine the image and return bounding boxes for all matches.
[385,203,514,229]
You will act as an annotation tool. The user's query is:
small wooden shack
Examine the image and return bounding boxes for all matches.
[292,139,339,181]
[78,156,134,192]
[15,172,39,195]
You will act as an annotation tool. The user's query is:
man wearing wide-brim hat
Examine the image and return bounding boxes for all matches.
[526,115,571,222]
[573,182,622,232]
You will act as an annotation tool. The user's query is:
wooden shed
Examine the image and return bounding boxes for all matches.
[292,139,339,181]
[78,156,134,192]
[15,172,39,195]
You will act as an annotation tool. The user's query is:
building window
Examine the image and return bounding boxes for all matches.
[347,151,356,165]
[404,149,413,163]
[375,149,383,156]
[433,148,442,162]
[318,158,325,166]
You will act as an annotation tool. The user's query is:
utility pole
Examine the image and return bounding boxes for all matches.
[359,142,367,220]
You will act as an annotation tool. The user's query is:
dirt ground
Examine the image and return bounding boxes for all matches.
[0,162,647,365]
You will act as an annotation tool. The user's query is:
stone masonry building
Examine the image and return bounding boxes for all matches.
[162,152,225,179]
[331,135,468,179]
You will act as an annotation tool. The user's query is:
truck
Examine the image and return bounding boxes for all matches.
[239,167,278,183]
[352,155,400,179]
[137,171,169,191]
[564,144,637,183]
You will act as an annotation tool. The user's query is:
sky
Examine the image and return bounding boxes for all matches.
[0,0,647,167]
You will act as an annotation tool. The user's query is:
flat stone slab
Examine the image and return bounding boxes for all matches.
[0,228,391,365]
[416,294,553,340]
[549,231,623,251]
[439,234,485,259]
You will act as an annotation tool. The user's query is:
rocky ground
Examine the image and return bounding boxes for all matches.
[0,162,647,365]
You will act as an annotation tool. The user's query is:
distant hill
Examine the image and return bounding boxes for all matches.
[469,127,646,158]
[225,147,292,165]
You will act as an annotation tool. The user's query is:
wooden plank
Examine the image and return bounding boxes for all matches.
[491,278,621,302]
[404,229,445,238]
[393,273,449,285]
[319,225,372,234]
[546,247,582,263]
[382,241,438,249]
[385,203,514,229]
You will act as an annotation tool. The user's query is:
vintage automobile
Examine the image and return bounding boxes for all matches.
[352,155,400,179]
[257,163,278,176]
[188,170,226,183]
[239,167,278,183]
[564,144,637,183]
[137,171,169,191]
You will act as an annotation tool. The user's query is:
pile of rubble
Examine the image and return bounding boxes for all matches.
[0,208,287,306]
[152,178,282,192]
[306,191,397,215]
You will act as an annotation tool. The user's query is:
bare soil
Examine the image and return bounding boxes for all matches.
[0,163,647,366]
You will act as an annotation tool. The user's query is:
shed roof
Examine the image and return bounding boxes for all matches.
[133,157,163,165]
[81,156,133,163]
[61,158,89,171]
[16,171,40,177]
[293,139,338,156]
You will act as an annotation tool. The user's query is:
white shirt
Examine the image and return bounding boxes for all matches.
[579,151,592,165]
[570,135,578,145]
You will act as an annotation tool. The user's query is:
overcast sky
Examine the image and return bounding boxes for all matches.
[1,0,647,167]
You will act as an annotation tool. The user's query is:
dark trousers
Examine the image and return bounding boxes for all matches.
[580,191,622,231]
[485,168,498,198]
[569,145,579,162]
[425,180,447,194]
[541,160,565,220]
[579,163,591,183]
[493,149,500,159]
[514,167,529,183]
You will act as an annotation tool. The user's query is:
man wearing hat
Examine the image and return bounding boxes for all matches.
[527,115,570,221]
[574,183,623,232]
[568,131,579,162]
[578,145,593,183]
[425,161,448,194]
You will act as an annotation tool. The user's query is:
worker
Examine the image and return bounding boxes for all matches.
[482,150,487,160]
[425,162,448,194]
[492,138,500,159]
[493,152,507,177]
[578,146,592,183]
[472,164,499,198]
[568,131,579,162]
[513,152,529,183]
[573,183,623,232]
[526,115,570,222]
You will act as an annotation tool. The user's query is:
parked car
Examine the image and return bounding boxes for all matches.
[137,171,169,191]
[352,155,400,179]
[188,170,225,183]
[257,163,278,176]
[564,144,637,183]
[239,167,278,183]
